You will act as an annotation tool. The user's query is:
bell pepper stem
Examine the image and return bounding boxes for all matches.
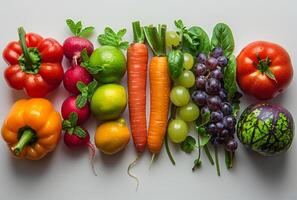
[11,129,35,156]
[18,27,34,70]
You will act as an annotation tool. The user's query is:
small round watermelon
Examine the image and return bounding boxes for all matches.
[237,103,294,156]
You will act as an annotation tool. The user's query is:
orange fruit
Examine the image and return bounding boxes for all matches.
[95,118,130,155]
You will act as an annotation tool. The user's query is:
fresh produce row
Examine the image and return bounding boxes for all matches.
[1,19,294,181]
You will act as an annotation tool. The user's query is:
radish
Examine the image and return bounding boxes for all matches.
[62,112,97,175]
[63,19,94,63]
[63,64,93,94]
[61,80,97,124]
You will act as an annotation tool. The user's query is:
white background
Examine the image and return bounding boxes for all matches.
[0,0,296,200]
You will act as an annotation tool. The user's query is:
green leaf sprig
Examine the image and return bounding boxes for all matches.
[75,80,97,108]
[98,27,129,50]
[62,112,87,138]
[66,19,95,38]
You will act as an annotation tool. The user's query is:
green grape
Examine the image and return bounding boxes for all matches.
[183,53,194,70]
[168,119,188,143]
[170,86,190,107]
[166,31,180,48]
[177,70,195,88]
[177,102,200,122]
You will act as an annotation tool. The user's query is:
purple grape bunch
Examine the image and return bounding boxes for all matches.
[192,47,238,152]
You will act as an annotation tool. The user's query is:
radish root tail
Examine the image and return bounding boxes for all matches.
[127,154,140,191]
[87,142,97,176]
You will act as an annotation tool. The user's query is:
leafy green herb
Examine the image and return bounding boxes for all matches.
[211,23,234,57]
[73,126,87,138]
[223,55,237,101]
[98,27,128,50]
[66,19,94,38]
[188,26,210,54]
[75,80,97,108]
[167,49,184,79]
[181,136,197,153]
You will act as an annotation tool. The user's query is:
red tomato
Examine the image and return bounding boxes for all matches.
[236,41,293,100]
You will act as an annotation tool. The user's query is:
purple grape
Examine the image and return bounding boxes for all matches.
[226,139,238,152]
[195,76,206,90]
[195,63,207,76]
[221,102,232,116]
[220,129,229,137]
[216,122,224,133]
[208,123,217,135]
[210,68,223,80]
[219,89,227,101]
[192,90,207,106]
[207,95,221,111]
[200,106,210,115]
[211,47,224,58]
[210,111,223,122]
[217,137,226,144]
[205,78,221,95]
[223,116,236,129]
[206,57,218,70]
[197,53,207,64]
[228,127,236,135]
[217,56,228,67]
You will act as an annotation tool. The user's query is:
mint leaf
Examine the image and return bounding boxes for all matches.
[76,81,87,93]
[211,23,235,57]
[76,94,88,109]
[119,41,129,50]
[74,127,87,138]
[117,29,127,38]
[192,159,202,171]
[98,27,128,49]
[69,112,78,126]
[181,136,196,153]
[80,48,90,63]
[75,21,82,35]
[79,27,94,38]
[87,80,97,99]
[62,120,72,130]
[66,19,77,35]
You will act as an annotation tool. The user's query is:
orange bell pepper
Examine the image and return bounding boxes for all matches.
[2,98,62,160]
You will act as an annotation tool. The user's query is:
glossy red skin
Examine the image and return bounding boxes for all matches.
[64,128,90,148]
[61,95,90,125]
[63,36,94,62]
[236,41,293,100]
[63,64,93,94]
[2,33,64,97]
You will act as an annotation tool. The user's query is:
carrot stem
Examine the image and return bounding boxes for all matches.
[132,21,144,43]
[143,24,166,56]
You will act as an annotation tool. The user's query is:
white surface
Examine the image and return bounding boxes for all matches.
[0,0,296,200]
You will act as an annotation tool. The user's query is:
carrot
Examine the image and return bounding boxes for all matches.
[127,21,148,154]
[144,24,171,159]
[127,21,148,190]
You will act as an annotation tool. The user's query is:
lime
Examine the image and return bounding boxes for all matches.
[91,84,127,121]
[89,46,126,84]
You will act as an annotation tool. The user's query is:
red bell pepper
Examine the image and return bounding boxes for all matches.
[2,27,64,97]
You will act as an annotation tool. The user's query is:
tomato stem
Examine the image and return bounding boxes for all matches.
[254,52,277,82]
[11,129,35,156]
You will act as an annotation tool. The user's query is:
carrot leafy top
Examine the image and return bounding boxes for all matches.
[143,24,166,57]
